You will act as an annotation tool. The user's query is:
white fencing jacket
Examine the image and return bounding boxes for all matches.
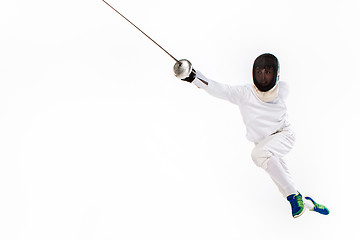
[192,71,290,144]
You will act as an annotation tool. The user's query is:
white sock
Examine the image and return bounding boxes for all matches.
[303,198,315,210]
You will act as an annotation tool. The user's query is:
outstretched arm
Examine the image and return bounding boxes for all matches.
[174,59,244,105]
[177,69,243,105]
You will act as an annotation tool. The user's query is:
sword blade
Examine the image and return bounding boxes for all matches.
[102,0,179,62]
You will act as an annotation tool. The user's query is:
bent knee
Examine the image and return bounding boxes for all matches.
[251,147,272,169]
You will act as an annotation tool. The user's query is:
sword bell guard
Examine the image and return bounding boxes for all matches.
[173,59,193,79]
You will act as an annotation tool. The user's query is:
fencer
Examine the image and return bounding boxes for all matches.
[174,53,330,218]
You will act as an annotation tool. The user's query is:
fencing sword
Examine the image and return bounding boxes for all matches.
[101,0,193,79]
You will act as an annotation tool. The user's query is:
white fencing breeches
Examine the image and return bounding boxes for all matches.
[251,128,297,197]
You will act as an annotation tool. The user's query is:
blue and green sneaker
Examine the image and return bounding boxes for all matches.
[287,192,305,218]
[305,196,330,215]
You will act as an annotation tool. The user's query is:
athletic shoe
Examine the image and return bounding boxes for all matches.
[305,196,330,215]
[287,192,305,218]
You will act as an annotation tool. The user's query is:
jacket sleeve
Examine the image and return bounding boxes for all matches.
[192,71,244,105]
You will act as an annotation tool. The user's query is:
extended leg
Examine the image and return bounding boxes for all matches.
[266,156,297,197]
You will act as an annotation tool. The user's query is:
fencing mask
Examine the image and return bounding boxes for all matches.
[252,53,280,92]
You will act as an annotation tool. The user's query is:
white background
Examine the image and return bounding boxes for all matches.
[1,0,359,239]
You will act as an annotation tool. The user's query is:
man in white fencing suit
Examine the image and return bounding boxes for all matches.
[175,53,329,218]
